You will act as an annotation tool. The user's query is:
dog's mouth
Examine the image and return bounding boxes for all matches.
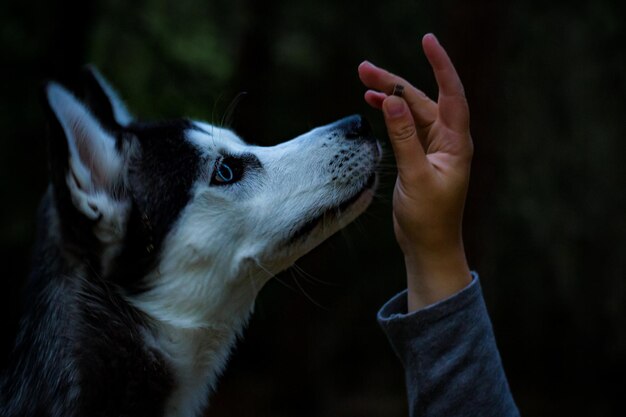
[287,171,377,244]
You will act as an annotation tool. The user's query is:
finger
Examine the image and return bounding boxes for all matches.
[364,90,386,109]
[382,95,428,181]
[358,61,437,129]
[422,34,470,132]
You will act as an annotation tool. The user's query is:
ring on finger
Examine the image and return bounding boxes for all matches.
[391,84,405,98]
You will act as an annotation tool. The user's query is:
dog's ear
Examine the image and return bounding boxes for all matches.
[79,65,133,129]
[44,82,131,243]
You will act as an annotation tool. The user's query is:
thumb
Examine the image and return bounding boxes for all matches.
[383,95,427,180]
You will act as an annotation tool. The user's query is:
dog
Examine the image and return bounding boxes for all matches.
[0,67,380,417]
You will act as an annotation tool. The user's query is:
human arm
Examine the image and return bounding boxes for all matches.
[358,34,473,311]
[377,274,520,417]
[359,34,519,416]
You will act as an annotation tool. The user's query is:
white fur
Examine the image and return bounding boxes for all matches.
[143,323,240,417]
[47,83,125,189]
[130,121,379,416]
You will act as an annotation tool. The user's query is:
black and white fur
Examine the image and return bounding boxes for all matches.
[0,67,380,417]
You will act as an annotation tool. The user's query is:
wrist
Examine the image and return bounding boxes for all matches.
[403,243,472,312]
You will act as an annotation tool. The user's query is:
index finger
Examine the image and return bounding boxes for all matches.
[358,61,437,130]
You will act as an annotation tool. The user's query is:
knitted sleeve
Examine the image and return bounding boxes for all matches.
[377,274,520,417]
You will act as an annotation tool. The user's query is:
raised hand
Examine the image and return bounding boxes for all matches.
[358,34,473,311]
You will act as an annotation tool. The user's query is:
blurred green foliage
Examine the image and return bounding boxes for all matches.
[1,0,625,416]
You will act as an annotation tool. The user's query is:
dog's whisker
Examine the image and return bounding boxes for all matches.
[291,263,339,287]
[255,259,303,294]
[274,273,300,293]
[220,91,248,129]
[252,259,277,281]
[210,92,226,129]
[291,273,329,311]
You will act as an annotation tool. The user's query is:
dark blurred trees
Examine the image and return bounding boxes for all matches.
[1,0,625,416]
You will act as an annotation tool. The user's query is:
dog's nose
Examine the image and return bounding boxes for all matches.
[335,114,373,139]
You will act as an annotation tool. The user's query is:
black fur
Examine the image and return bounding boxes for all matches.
[111,119,202,293]
[0,192,176,417]
[0,71,203,417]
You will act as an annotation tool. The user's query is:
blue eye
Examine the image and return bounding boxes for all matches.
[216,163,233,182]
[211,157,243,185]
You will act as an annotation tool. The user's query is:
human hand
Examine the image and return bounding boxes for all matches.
[358,34,473,311]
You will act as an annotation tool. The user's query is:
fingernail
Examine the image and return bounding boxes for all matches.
[385,96,406,118]
[425,32,438,43]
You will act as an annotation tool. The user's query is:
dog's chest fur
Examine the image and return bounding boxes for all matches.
[150,323,238,417]
[3,222,239,417]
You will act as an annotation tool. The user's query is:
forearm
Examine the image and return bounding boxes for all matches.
[404,241,472,311]
[378,275,520,417]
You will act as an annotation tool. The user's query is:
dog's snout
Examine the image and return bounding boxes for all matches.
[335,115,373,140]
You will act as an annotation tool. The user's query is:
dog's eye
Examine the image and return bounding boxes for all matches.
[211,157,243,185]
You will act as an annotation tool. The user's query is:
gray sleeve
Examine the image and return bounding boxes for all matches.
[377,273,520,417]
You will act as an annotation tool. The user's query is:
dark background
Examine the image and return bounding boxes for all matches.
[1,0,625,415]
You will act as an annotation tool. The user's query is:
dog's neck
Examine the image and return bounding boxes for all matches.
[149,320,241,417]
[129,261,272,417]
[43,192,269,417]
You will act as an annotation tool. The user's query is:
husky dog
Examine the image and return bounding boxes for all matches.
[0,67,380,417]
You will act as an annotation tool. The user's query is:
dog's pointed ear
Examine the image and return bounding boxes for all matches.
[78,65,133,129]
[45,82,130,228]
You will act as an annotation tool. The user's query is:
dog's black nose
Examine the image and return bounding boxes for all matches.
[335,114,373,139]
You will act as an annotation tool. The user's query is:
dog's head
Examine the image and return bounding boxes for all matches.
[43,67,380,326]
